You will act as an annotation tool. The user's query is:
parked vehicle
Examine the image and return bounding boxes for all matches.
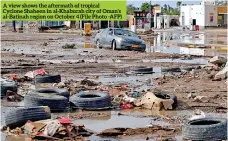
[94,28,146,52]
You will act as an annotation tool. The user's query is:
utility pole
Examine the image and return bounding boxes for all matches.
[149,0,152,29]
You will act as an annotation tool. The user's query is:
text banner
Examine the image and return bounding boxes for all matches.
[1,1,127,21]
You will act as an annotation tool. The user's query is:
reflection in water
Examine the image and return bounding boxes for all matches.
[84,36,95,48]
[155,32,227,45]
[146,32,227,57]
[73,111,170,132]
[143,58,208,65]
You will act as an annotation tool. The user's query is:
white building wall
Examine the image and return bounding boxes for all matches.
[180,2,218,28]
[156,17,161,29]
[191,5,205,27]
[205,5,217,26]
[180,5,205,27]
[180,5,191,27]
[163,15,170,28]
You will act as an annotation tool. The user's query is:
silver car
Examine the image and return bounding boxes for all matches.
[94,28,146,52]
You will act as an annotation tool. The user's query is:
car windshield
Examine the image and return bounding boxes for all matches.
[114,29,138,38]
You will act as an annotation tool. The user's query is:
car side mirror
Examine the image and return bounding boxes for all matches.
[108,31,112,35]
[97,30,100,33]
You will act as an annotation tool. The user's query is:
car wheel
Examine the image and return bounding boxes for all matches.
[96,40,101,49]
[112,40,116,50]
[140,48,146,52]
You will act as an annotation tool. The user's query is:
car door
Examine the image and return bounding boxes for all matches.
[99,28,108,47]
[104,28,114,48]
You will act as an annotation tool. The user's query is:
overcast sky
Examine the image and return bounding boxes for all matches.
[127,0,201,8]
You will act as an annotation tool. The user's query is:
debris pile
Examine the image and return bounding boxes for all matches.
[135,92,177,110]
[54,78,100,95]
[98,125,180,137]
[4,117,93,140]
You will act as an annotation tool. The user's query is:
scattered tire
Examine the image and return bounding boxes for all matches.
[134,71,154,74]
[4,106,51,128]
[133,67,153,72]
[126,67,154,75]
[35,88,70,99]
[35,74,61,84]
[180,66,196,72]
[96,40,101,49]
[126,71,154,75]
[153,91,177,109]
[112,40,117,50]
[1,80,17,99]
[24,91,69,112]
[182,118,227,140]
[70,91,111,110]
[161,67,181,72]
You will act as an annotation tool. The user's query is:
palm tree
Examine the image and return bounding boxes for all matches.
[164,4,168,11]
[167,5,171,14]
[215,0,227,5]
[176,1,182,9]
[127,4,137,15]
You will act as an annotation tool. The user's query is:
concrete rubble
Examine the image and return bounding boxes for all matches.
[214,62,228,80]
[135,92,175,110]
[209,56,227,66]
[193,96,210,103]
[4,117,93,140]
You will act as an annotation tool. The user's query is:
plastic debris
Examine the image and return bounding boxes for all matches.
[136,92,175,110]
[57,117,72,124]
[120,102,133,109]
[123,94,136,103]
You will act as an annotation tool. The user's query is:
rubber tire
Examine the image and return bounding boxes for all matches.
[182,118,227,140]
[132,71,154,74]
[24,92,69,112]
[126,71,154,75]
[96,40,101,49]
[112,40,116,50]
[180,66,196,72]
[1,80,17,99]
[133,67,153,72]
[4,106,51,128]
[35,88,70,99]
[35,74,61,84]
[153,92,177,109]
[161,67,181,72]
[70,92,111,110]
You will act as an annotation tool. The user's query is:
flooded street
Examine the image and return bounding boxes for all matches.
[1,27,227,141]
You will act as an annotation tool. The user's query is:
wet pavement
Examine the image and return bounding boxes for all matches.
[2,31,227,58]
[73,111,170,132]
[142,58,208,64]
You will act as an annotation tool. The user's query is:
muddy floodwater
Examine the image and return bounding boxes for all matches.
[1,27,227,141]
